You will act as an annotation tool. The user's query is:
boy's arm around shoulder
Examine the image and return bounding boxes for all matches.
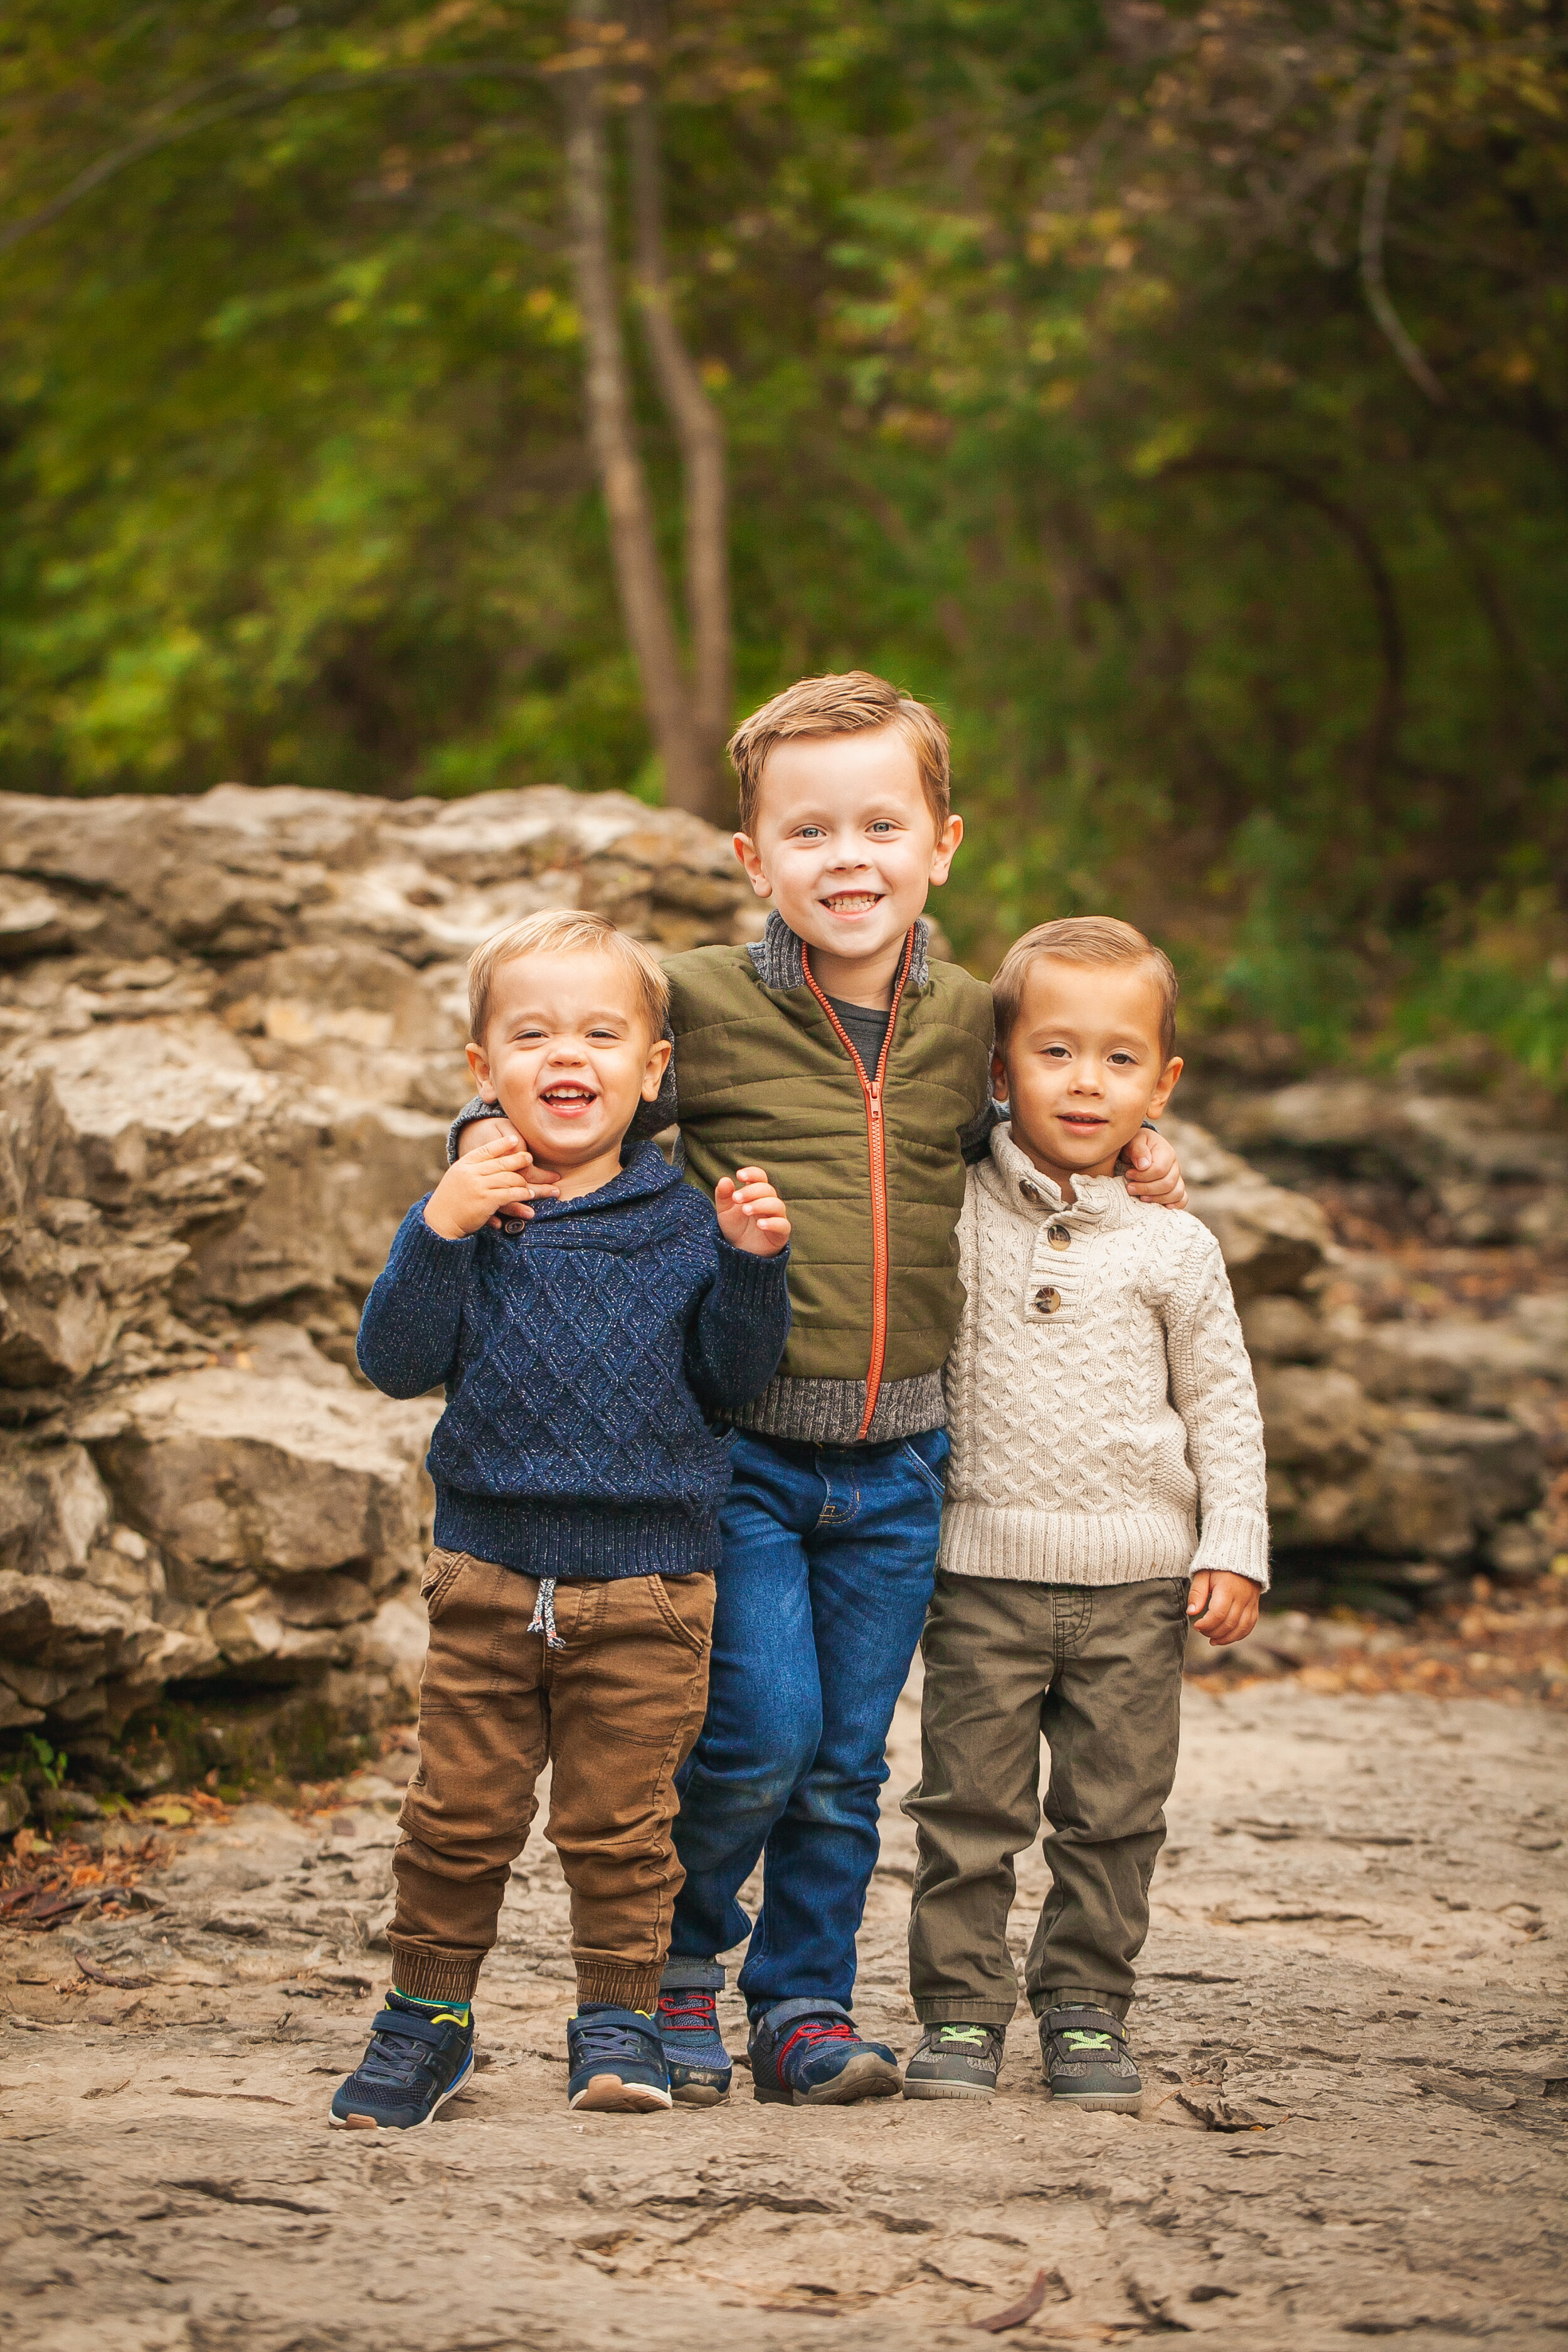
[356,1197,475,1398]
[682,1197,792,1414]
[1162,1217,1271,1591]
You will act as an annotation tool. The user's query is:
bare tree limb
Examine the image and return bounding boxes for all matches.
[627,2,731,813]
[1359,65,1446,405]
[556,7,708,813]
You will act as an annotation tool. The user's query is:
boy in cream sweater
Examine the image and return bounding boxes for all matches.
[903,916,1269,2110]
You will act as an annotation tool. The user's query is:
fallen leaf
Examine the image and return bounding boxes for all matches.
[973,2269,1052,2332]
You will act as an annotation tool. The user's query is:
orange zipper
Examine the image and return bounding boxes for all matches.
[802,927,916,1442]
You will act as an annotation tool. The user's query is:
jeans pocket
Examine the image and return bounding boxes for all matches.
[900,1439,950,1503]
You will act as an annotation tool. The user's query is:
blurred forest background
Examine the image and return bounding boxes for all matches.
[1,0,1564,1074]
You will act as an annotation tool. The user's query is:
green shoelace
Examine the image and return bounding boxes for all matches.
[1060,2030,1116,2053]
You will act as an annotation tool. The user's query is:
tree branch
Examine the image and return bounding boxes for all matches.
[556,8,707,813]
[1359,66,1446,406]
[627,2,731,813]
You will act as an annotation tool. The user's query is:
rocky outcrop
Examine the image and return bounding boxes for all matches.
[0,784,760,1762]
[0,783,1557,1762]
[1202,1061,1568,1249]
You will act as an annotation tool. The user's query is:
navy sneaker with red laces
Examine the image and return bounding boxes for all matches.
[656,1959,733,2106]
[748,1998,902,2107]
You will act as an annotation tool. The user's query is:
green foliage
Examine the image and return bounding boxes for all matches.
[21,1734,68,1788]
[0,0,1562,1049]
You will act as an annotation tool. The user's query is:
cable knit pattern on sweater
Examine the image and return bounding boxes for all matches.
[941,1124,1270,1588]
[356,1141,791,1581]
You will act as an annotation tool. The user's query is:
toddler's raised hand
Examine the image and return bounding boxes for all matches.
[715,1165,792,1258]
[425,1127,553,1240]
[452,1113,560,1227]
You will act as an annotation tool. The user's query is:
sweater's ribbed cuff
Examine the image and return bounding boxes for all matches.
[400,1196,479,1303]
[709,1234,790,1315]
[1189,1512,1272,1590]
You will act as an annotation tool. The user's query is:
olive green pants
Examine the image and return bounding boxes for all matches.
[904,1574,1187,2026]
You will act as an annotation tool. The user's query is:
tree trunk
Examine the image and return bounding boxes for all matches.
[627,5,732,813]
[557,13,709,816]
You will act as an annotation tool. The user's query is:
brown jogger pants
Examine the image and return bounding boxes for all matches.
[388,1549,715,2011]
[904,1573,1187,2025]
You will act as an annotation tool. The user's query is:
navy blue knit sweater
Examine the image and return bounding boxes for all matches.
[357,1142,791,1580]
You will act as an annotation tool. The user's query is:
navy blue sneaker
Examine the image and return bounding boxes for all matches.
[566,2006,672,2113]
[329,1994,474,2131]
[656,1959,732,2106]
[749,1998,902,2107]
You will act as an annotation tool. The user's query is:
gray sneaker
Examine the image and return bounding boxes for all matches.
[903,2022,1005,2100]
[1040,2004,1142,2112]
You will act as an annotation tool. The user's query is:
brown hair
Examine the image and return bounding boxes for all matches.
[467,909,669,1044]
[728,670,951,837]
[992,916,1179,1062]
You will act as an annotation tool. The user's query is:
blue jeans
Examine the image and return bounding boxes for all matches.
[669,1424,948,2016]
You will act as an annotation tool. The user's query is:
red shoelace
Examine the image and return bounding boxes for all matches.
[657,1992,718,2031]
[776,2016,858,2070]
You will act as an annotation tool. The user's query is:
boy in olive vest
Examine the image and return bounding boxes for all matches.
[453,672,1187,2107]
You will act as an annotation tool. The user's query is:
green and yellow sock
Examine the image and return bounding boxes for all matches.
[392,1986,472,2028]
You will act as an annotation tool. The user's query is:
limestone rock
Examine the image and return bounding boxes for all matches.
[1254,1366,1376,1476]
[1206,1073,1568,1247]
[95,1353,438,1589]
[1163,1116,1331,1299]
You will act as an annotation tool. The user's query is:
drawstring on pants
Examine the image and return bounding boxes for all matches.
[528,1576,564,1652]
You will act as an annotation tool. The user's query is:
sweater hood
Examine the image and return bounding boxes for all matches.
[747,909,932,995]
[980,1121,1136,1227]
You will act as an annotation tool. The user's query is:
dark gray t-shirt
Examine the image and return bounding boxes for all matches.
[824,992,892,1079]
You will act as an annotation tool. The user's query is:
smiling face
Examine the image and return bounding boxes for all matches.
[995,956,1182,1197]
[465,948,671,1195]
[734,725,962,1005]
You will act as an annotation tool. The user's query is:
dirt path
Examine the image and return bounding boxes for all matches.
[4,1673,1566,2351]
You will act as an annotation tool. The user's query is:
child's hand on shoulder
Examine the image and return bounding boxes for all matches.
[1187,1571,1261,1646]
[425,1126,558,1240]
[715,1165,791,1258]
[1119,1127,1187,1210]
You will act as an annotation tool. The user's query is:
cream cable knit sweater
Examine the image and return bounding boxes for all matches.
[941,1123,1271,1589]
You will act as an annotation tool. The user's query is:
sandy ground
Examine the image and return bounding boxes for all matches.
[3,1671,1566,2352]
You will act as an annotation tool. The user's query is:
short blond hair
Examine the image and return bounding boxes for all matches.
[467,909,669,1044]
[728,670,950,838]
[992,917,1179,1062]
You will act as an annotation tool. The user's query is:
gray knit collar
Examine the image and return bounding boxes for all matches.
[982,1121,1132,1222]
[747,909,931,994]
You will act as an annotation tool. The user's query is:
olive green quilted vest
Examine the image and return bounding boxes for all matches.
[664,917,993,1443]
